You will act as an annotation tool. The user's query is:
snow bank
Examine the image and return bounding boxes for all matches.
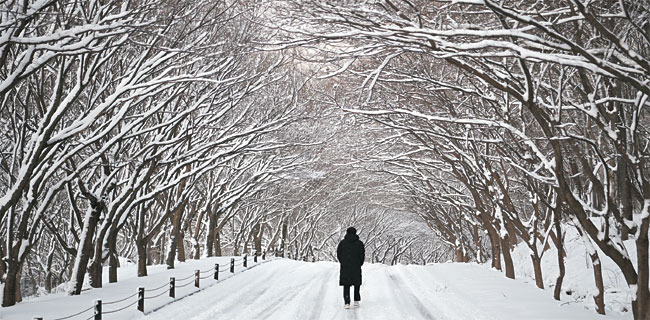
[0,256,269,320]
[509,227,636,318]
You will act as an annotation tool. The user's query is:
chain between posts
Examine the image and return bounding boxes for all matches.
[34,254,275,320]
[49,305,95,320]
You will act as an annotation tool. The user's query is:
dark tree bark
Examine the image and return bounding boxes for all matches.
[280,219,288,257]
[2,260,20,307]
[206,212,217,257]
[0,243,5,283]
[214,231,222,256]
[552,210,566,301]
[166,201,187,269]
[636,217,650,319]
[108,229,119,283]
[177,230,186,262]
[44,252,53,293]
[69,201,102,295]
[501,234,515,279]
[530,253,544,289]
[575,223,605,314]
[253,223,263,254]
[136,239,148,277]
[479,215,501,271]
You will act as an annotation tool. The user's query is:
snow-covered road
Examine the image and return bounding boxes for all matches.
[144,259,627,320]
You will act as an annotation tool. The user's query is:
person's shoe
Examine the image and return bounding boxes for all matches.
[344,304,350,309]
[354,301,360,307]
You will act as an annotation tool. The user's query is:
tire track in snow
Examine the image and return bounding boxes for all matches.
[190,264,277,319]
[144,261,280,320]
[251,284,305,318]
[397,265,473,320]
[246,262,332,319]
[385,267,438,319]
[145,260,625,320]
[225,264,306,319]
[301,265,338,320]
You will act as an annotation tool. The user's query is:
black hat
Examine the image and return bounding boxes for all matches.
[346,227,357,235]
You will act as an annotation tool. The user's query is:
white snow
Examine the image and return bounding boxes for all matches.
[143,260,625,320]
[1,257,629,320]
[510,227,638,318]
[0,257,630,320]
[17,239,29,258]
[1,256,264,320]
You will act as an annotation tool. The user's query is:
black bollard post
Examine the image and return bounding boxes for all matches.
[138,287,145,312]
[262,250,266,260]
[254,251,258,263]
[195,270,200,288]
[170,277,175,298]
[214,263,219,280]
[230,258,235,273]
[243,255,248,268]
[94,299,102,320]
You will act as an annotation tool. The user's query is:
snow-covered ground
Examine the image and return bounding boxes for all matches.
[0,256,266,320]
[510,228,636,318]
[2,257,628,320]
[145,259,625,320]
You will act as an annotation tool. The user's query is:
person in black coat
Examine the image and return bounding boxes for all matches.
[337,227,365,308]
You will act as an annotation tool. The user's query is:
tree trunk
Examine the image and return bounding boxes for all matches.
[165,234,177,269]
[0,243,5,284]
[136,239,148,277]
[206,212,216,257]
[192,209,205,260]
[2,260,19,306]
[592,252,606,315]
[280,220,288,257]
[44,242,55,293]
[553,217,566,301]
[501,235,515,279]
[254,223,263,254]
[492,236,502,270]
[88,222,114,288]
[193,241,201,260]
[480,214,501,270]
[575,222,605,314]
[108,252,118,284]
[166,202,186,269]
[456,247,464,262]
[214,229,222,256]
[14,263,22,303]
[233,233,240,256]
[531,254,544,289]
[472,224,483,263]
[44,269,53,293]
[243,235,250,255]
[88,256,102,288]
[166,165,191,268]
[136,203,148,277]
[635,216,649,319]
[614,104,632,241]
[69,205,101,295]
[177,230,186,262]
[105,224,119,284]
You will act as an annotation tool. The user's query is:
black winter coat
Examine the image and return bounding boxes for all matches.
[336,233,365,286]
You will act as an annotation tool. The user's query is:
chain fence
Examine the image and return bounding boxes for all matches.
[34,252,276,320]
